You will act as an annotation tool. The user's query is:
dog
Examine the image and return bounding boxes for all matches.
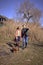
[6,42,19,53]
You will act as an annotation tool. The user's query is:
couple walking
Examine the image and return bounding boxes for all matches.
[15,24,29,50]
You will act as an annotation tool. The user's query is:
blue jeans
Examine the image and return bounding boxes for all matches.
[22,36,28,48]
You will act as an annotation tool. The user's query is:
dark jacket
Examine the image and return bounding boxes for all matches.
[21,28,29,37]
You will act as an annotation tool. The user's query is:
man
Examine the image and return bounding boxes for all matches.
[21,24,29,49]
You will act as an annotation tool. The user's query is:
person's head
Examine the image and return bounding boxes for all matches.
[22,24,26,28]
[17,27,19,30]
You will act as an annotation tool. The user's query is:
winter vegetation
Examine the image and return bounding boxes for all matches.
[0,0,43,65]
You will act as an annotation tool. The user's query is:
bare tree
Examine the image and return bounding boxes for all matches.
[18,0,42,24]
[31,8,42,23]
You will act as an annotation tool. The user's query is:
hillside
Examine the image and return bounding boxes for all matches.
[0,19,43,65]
[0,19,43,44]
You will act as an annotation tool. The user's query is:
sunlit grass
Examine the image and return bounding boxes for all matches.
[0,20,43,65]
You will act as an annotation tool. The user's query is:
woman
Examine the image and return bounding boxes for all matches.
[15,27,21,51]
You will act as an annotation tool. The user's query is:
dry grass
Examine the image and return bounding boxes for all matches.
[0,42,43,65]
[0,20,43,44]
[0,20,43,65]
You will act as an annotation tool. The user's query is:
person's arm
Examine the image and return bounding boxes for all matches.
[14,30,17,39]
